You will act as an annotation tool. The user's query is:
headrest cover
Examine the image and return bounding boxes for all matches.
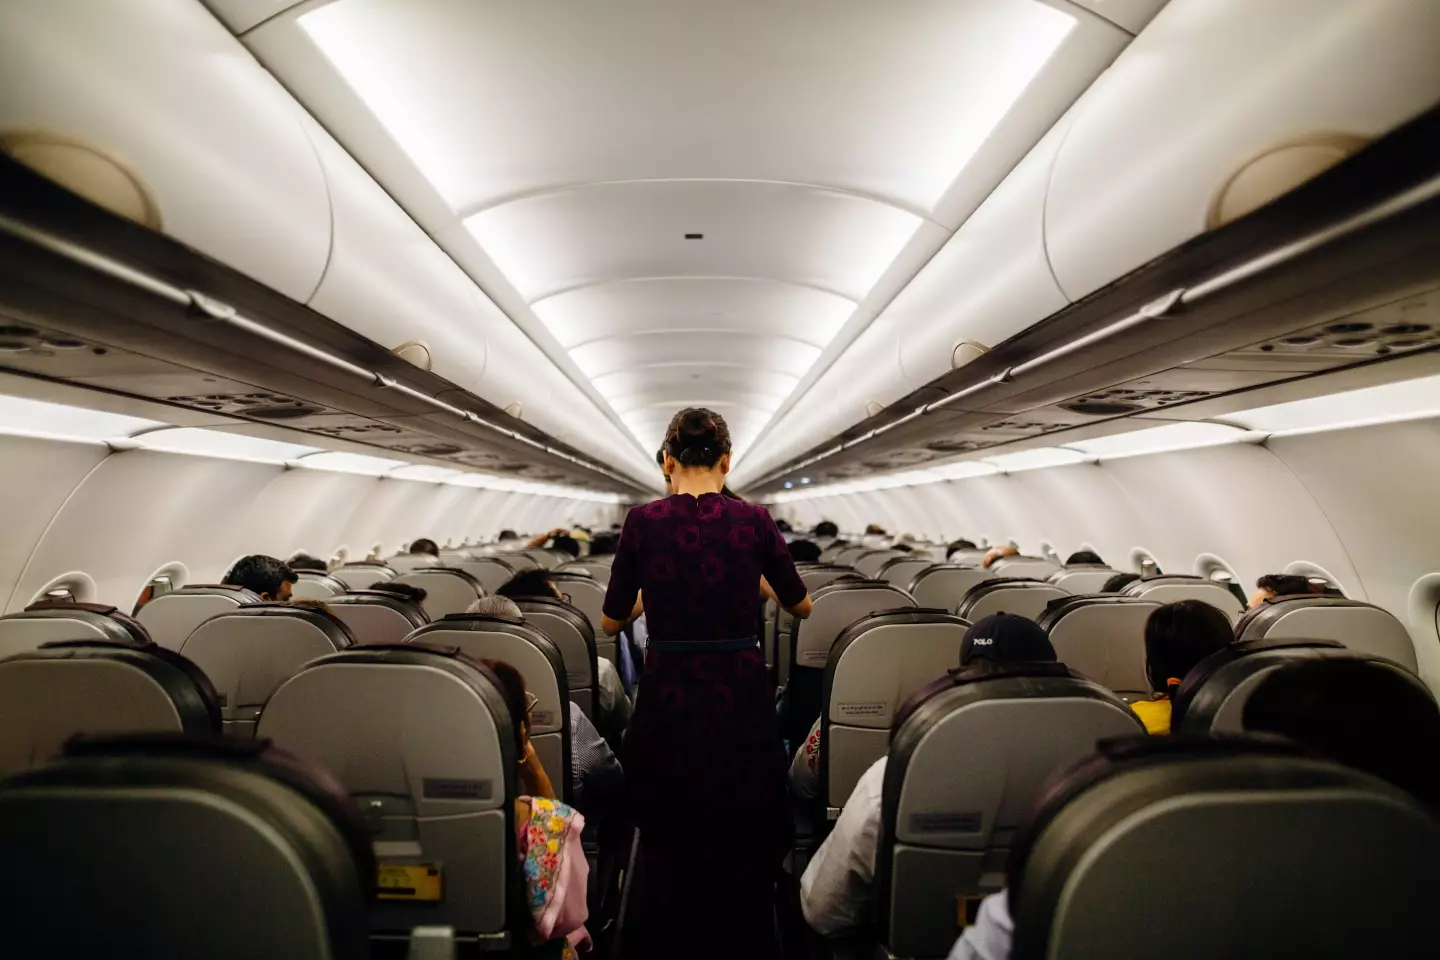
[961,613,1056,666]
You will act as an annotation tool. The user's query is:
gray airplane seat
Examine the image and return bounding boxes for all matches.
[0,600,152,659]
[499,550,541,571]
[391,566,485,619]
[451,555,519,594]
[877,664,1144,958]
[783,580,915,748]
[513,596,600,719]
[956,579,1070,623]
[135,584,260,651]
[1006,736,1439,960]
[258,645,520,947]
[820,610,970,817]
[1035,596,1163,701]
[989,556,1062,580]
[292,570,348,601]
[833,544,872,567]
[818,541,850,563]
[1123,573,1246,622]
[387,552,442,575]
[179,604,352,738]
[556,559,612,586]
[907,565,994,612]
[0,733,373,959]
[1048,564,1116,595]
[878,555,936,589]
[406,615,572,803]
[0,639,221,776]
[547,572,609,653]
[1171,636,1432,735]
[854,550,904,578]
[948,548,991,567]
[330,560,398,590]
[328,591,430,646]
[774,566,869,685]
[519,548,560,570]
[1234,594,1419,674]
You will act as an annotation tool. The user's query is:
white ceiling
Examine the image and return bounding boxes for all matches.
[249,0,1124,471]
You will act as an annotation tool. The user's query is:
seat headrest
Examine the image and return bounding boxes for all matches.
[1171,636,1345,727]
[14,601,153,646]
[206,602,356,647]
[892,661,1081,733]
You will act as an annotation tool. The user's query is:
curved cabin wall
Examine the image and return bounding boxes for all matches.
[0,434,622,616]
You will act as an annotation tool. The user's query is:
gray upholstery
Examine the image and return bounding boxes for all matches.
[330,561,398,589]
[453,556,519,595]
[0,642,218,776]
[1048,565,1116,594]
[291,571,348,601]
[0,603,151,659]
[557,559,612,586]
[514,597,600,719]
[1009,743,1440,960]
[821,611,970,811]
[854,550,904,578]
[794,581,916,670]
[549,573,613,663]
[877,556,935,589]
[1234,595,1418,673]
[135,585,259,651]
[1123,574,1245,622]
[406,616,572,803]
[328,592,429,646]
[948,548,990,566]
[819,541,848,563]
[388,553,442,574]
[879,670,1143,958]
[179,605,351,737]
[521,549,560,570]
[774,568,870,685]
[907,566,993,613]
[956,579,1070,622]
[258,645,516,944]
[833,544,872,566]
[499,551,541,571]
[1036,596,1162,700]
[391,567,485,619]
[989,556,1062,580]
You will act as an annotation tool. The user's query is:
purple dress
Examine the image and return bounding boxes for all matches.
[603,492,807,959]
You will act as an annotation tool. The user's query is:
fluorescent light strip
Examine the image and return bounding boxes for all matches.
[0,393,164,443]
[134,428,321,463]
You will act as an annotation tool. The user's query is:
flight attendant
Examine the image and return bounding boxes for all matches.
[602,407,813,959]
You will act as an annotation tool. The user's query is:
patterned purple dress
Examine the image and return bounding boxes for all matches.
[603,492,807,958]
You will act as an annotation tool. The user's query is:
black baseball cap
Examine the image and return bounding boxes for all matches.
[960,612,1056,666]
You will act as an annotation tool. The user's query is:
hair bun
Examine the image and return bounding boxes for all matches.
[664,407,732,468]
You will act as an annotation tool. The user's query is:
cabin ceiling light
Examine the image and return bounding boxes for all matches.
[0,392,165,443]
[1227,372,1440,436]
[1067,422,1248,459]
[292,451,411,476]
[134,428,321,464]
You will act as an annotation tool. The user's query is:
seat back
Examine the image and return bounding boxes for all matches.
[1123,574,1245,621]
[513,597,600,719]
[450,556,519,595]
[556,559,612,586]
[1036,596,1163,700]
[989,556,1062,580]
[854,550,904,578]
[773,567,866,685]
[948,548,990,566]
[387,553,442,574]
[548,572,612,662]
[391,567,485,618]
[834,544,872,566]
[520,548,559,569]
[956,579,1070,622]
[406,617,571,802]
[877,555,935,589]
[258,646,518,942]
[328,591,430,646]
[179,605,351,737]
[135,585,259,651]
[0,641,220,776]
[0,735,373,959]
[1048,565,1116,595]
[0,602,151,659]
[291,571,348,601]
[907,566,994,612]
[330,561,398,590]
[498,550,540,571]
[1234,595,1418,673]
[821,610,969,812]
[1007,738,1440,960]
[879,668,1144,958]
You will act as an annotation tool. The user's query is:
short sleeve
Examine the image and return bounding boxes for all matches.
[602,507,642,621]
[758,508,807,608]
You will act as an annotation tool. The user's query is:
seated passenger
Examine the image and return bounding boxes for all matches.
[499,529,519,541]
[408,538,440,557]
[527,528,582,558]
[981,545,1018,569]
[777,518,794,534]
[1248,572,1319,609]
[1100,572,1141,593]
[864,524,887,536]
[813,520,840,539]
[367,581,428,605]
[287,553,329,572]
[946,539,977,559]
[223,555,297,602]
[587,533,618,557]
[480,658,590,955]
[799,615,1056,937]
[1131,600,1234,735]
[1065,550,1104,565]
[788,539,823,564]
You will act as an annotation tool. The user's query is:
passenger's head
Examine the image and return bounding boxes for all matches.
[367,581,428,605]
[497,530,518,542]
[287,553,329,572]
[588,533,619,557]
[776,518,793,533]
[408,538,440,557]
[813,520,839,539]
[946,539,977,559]
[498,569,561,601]
[479,658,534,752]
[1243,659,1440,808]
[663,407,732,481]
[223,555,297,602]
[893,543,913,553]
[981,545,1019,569]
[1066,550,1104,566]
[1143,600,1234,696]
[788,539,822,564]
[1101,572,1141,594]
[467,595,524,620]
[1249,573,1317,609]
[959,613,1057,669]
[549,535,581,558]
[865,524,887,536]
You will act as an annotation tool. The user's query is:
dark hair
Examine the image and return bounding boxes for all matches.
[946,539,977,558]
[664,407,731,468]
[1256,573,1315,599]
[893,543,913,553]
[498,530,518,541]
[287,553,329,572]
[1066,550,1104,565]
[1101,572,1141,593]
[814,521,839,539]
[721,486,743,501]
[776,519,793,533]
[1243,659,1440,808]
[1143,600,1234,694]
[409,538,440,557]
[864,524,886,535]
[549,535,581,559]
[588,533,619,557]
[479,658,529,751]
[368,581,428,604]
[223,555,297,598]
[788,539,822,563]
[498,569,558,601]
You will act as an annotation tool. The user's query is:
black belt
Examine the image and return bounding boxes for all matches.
[648,637,758,652]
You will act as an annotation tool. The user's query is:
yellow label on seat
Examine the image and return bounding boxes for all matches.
[377,864,442,901]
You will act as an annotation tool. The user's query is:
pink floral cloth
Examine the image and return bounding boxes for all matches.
[517,796,589,958]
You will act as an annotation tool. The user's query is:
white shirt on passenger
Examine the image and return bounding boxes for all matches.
[800,755,886,936]
[947,891,1013,960]
[596,657,631,729]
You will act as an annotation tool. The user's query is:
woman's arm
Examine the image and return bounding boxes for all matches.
[786,594,814,619]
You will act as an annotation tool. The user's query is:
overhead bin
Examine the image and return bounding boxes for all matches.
[1045,0,1440,300]
[0,0,331,303]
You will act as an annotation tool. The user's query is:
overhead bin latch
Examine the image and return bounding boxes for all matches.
[184,290,237,322]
